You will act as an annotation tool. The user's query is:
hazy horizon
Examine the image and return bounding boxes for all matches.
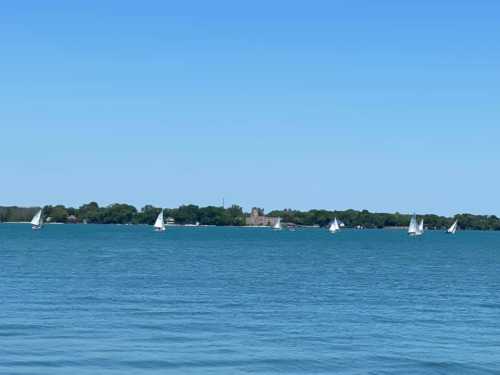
[2,1,499,217]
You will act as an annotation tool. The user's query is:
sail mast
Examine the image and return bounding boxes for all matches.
[31,209,42,226]
[154,210,165,231]
[31,208,43,229]
[447,220,458,234]
[273,217,282,230]
[408,214,418,235]
[418,219,424,235]
[329,217,340,233]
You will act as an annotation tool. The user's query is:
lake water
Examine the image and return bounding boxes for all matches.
[1,224,499,374]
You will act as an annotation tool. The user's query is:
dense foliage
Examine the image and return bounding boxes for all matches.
[0,203,245,226]
[267,209,500,231]
[1,204,500,230]
[0,206,40,222]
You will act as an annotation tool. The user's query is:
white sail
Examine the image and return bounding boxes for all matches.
[154,210,165,231]
[447,220,458,234]
[408,214,418,235]
[273,217,282,230]
[31,209,43,227]
[418,219,424,235]
[329,217,340,233]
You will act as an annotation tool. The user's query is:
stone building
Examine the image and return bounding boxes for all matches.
[245,207,279,226]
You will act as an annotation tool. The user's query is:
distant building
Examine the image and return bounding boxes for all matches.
[245,207,279,226]
[67,215,78,223]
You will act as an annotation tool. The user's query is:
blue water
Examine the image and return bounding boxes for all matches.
[1,225,500,374]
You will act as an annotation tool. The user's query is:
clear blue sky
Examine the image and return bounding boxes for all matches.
[1,1,499,215]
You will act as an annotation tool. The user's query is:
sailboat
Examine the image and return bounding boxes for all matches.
[154,210,166,231]
[31,209,44,230]
[329,218,340,234]
[447,220,458,234]
[272,218,282,230]
[408,214,422,236]
[418,219,425,235]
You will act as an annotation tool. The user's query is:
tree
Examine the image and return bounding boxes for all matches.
[78,202,101,223]
[134,205,161,225]
[45,205,69,223]
[100,203,137,224]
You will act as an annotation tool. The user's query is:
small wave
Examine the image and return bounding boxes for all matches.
[368,355,498,374]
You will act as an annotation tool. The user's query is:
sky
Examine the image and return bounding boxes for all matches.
[1,1,499,215]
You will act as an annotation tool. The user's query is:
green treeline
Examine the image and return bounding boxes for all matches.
[1,203,500,230]
[0,203,245,226]
[267,209,500,230]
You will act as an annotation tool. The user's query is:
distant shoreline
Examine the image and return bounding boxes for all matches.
[1,203,499,231]
[2,222,499,232]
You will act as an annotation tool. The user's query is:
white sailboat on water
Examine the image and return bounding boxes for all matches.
[329,218,340,234]
[418,219,425,235]
[447,220,458,234]
[272,218,282,230]
[154,210,166,231]
[408,214,423,236]
[31,209,44,230]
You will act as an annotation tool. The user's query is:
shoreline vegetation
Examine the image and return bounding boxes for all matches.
[1,203,500,230]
